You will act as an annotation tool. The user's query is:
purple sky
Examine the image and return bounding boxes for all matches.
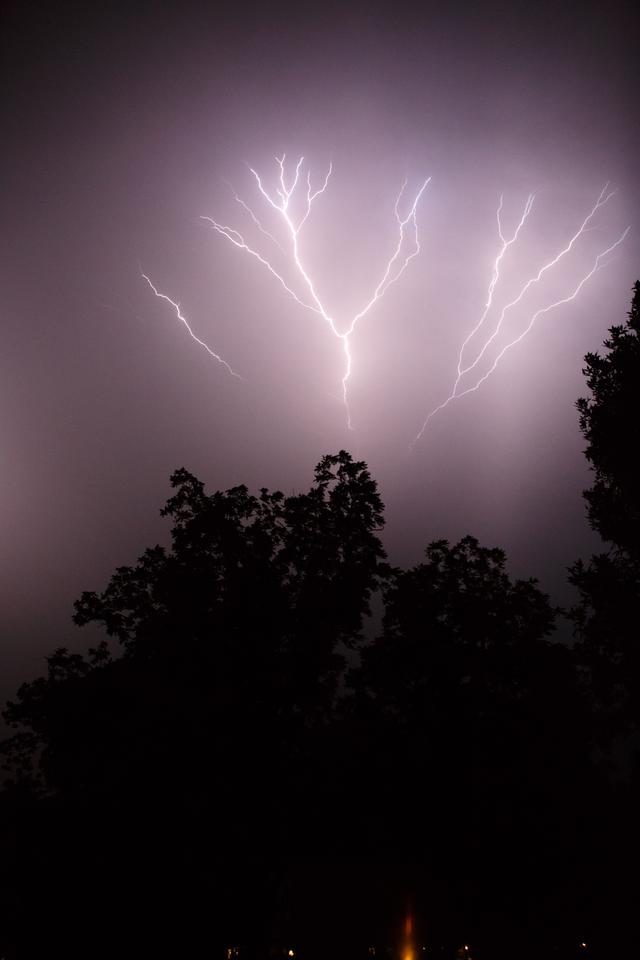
[2,1,638,713]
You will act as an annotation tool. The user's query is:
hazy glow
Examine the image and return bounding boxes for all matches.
[413,185,630,445]
[4,0,638,783]
[202,155,430,428]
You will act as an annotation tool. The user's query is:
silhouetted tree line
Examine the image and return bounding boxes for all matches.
[1,284,639,959]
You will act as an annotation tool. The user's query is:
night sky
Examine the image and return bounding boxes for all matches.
[2,1,638,717]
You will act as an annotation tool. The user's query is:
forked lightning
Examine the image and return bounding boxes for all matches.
[201,155,430,428]
[412,185,630,446]
[141,161,628,441]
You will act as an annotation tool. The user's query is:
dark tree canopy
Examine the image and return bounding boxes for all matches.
[357,536,556,720]
[569,282,640,722]
[564,283,640,949]
[351,538,598,942]
[577,280,640,557]
[2,450,388,791]
[0,439,633,957]
[74,450,387,662]
[1,452,394,957]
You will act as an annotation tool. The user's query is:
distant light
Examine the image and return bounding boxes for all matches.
[288,950,295,957]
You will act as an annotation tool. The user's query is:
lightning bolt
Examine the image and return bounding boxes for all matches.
[203,154,430,428]
[448,228,630,402]
[455,192,535,381]
[141,273,242,379]
[412,186,630,446]
[223,179,287,254]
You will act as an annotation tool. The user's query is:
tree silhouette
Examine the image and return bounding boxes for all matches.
[576,280,640,556]
[3,451,387,780]
[569,282,640,722]
[358,536,556,718]
[566,282,640,954]
[1,451,389,957]
[350,537,598,953]
[0,445,623,956]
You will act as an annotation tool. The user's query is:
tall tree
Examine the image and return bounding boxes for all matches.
[576,280,640,557]
[566,282,640,955]
[350,537,597,953]
[569,282,640,722]
[0,451,389,956]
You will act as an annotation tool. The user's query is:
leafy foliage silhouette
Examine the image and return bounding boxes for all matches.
[0,375,636,959]
[576,280,640,556]
[569,282,640,722]
[562,283,640,955]
[1,452,391,957]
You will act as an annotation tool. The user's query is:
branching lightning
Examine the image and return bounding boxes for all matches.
[141,273,242,379]
[141,160,628,441]
[202,154,430,428]
[446,228,630,403]
[412,185,630,446]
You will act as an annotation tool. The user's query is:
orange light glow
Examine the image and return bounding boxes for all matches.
[402,909,415,960]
